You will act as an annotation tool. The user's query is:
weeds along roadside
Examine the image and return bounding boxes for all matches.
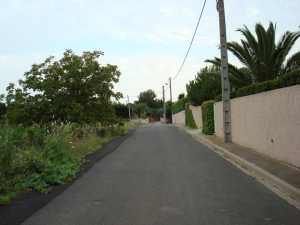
[0,121,134,205]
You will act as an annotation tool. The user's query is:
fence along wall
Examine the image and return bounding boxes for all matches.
[214,85,300,167]
[172,111,185,126]
[189,105,202,129]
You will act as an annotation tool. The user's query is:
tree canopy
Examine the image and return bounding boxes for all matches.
[137,89,162,109]
[136,89,162,119]
[6,50,122,125]
[137,90,156,107]
[207,22,300,83]
[178,93,185,100]
[186,66,221,106]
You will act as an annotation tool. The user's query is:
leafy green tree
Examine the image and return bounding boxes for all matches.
[5,83,31,124]
[137,90,156,108]
[137,89,162,109]
[145,107,162,120]
[6,50,122,125]
[186,66,221,106]
[206,58,253,88]
[136,89,163,119]
[178,93,185,100]
[114,103,129,119]
[132,102,147,118]
[207,22,300,83]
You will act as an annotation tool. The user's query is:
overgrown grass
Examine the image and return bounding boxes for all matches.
[0,122,131,205]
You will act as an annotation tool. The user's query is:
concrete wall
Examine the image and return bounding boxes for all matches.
[189,105,202,129]
[214,85,300,167]
[172,111,185,126]
[214,102,224,139]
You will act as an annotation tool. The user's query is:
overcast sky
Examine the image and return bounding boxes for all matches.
[0,0,299,102]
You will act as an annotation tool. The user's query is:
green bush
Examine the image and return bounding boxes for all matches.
[172,97,187,114]
[214,70,300,101]
[0,122,128,204]
[201,100,215,135]
[0,125,79,196]
[185,104,197,129]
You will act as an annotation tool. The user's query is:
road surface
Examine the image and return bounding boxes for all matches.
[23,123,300,225]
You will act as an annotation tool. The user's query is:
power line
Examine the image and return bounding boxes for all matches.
[172,0,207,80]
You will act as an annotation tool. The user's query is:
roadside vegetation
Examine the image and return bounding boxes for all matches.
[201,101,215,135]
[0,50,139,204]
[135,89,163,120]
[172,94,187,114]
[185,103,197,129]
[119,89,167,122]
[0,123,128,204]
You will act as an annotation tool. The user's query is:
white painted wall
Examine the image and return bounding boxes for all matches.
[214,85,300,168]
[172,111,185,126]
[189,105,202,129]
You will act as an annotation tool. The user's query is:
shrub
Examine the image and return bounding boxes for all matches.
[235,71,300,97]
[201,100,215,135]
[114,103,129,119]
[96,127,107,137]
[0,122,128,203]
[0,125,79,195]
[185,104,197,129]
[214,70,300,102]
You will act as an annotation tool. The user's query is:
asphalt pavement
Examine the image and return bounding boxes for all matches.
[23,123,300,225]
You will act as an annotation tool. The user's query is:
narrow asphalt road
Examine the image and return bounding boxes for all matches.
[23,123,300,225]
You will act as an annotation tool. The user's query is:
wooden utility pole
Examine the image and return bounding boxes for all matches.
[162,85,166,123]
[217,0,231,142]
[169,77,173,124]
[127,95,131,120]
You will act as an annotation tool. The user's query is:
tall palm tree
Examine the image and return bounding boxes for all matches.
[205,57,253,89]
[207,22,300,83]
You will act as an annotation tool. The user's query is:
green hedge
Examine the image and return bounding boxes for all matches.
[215,71,300,101]
[201,100,215,135]
[234,71,300,98]
[185,104,197,129]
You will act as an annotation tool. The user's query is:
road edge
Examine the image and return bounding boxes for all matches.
[175,125,300,210]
